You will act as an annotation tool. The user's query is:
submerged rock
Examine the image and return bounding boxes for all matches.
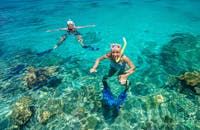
[84,116,99,130]
[39,110,51,124]
[38,98,64,124]
[153,94,165,104]
[23,66,61,89]
[11,96,33,126]
[178,71,200,95]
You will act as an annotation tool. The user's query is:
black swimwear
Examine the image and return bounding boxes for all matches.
[62,30,81,38]
[67,29,81,36]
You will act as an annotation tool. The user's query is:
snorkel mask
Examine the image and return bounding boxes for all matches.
[110,43,122,51]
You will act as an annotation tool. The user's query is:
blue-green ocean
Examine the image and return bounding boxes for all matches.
[0,0,200,129]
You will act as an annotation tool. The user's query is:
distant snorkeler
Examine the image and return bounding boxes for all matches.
[46,19,96,49]
[37,19,97,56]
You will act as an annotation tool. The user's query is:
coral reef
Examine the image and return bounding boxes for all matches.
[1,32,200,129]
[11,96,33,127]
[38,98,64,124]
[39,110,51,124]
[23,66,61,89]
[153,94,165,104]
[178,71,200,95]
[84,115,99,130]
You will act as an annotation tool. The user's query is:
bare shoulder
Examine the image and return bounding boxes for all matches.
[121,55,128,60]
[106,52,111,57]
[103,52,111,59]
[122,55,135,68]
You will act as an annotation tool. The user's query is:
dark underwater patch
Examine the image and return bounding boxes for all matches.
[83,32,101,45]
[88,2,100,8]
[118,1,132,6]
[159,33,200,75]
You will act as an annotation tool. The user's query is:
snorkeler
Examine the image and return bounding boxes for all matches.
[90,37,135,90]
[37,19,97,56]
[90,38,135,111]
[47,19,96,49]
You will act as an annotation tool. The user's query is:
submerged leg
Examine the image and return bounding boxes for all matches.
[124,80,131,92]
[76,35,84,47]
[102,67,117,105]
[102,80,115,106]
[54,34,67,48]
[103,67,117,82]
[115,91,127,110]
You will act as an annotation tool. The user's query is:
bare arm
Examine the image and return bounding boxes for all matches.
[75,25,96,29]
[46,27,68,32]
[123,55,136,76]
[90,53,109,73]
[118,55,135,85]
[58,27,68,30]
[46,24,95,32]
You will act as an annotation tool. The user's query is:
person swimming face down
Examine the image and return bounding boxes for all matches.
[110,43,122,61]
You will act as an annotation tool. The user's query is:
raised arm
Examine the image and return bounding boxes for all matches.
[90,53,109,73]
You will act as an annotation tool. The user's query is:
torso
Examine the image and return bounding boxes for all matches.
[67,28,76,33]
[110,60,126,70]
[108,54,126,70]
[67,28,80,35]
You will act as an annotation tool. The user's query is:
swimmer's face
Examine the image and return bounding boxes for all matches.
[111,47,121,59]
[68,23,74,29]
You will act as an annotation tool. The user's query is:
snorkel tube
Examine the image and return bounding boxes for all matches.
[116,37,127,62]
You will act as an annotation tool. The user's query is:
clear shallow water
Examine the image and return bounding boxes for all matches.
[0,0,200,129]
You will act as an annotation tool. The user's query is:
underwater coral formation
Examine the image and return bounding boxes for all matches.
[11,96,33,128]
[178,71,200,95]
[23,66,61,89]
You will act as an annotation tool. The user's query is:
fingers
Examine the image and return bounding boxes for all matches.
[119,79,126,85]
[90,68,97,73]
[119,75,127,85]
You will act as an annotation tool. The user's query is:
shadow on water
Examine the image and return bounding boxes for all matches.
[82,32,101,45]
[101,81,127,124]
[102,100,119,124]
[118,1,133,7]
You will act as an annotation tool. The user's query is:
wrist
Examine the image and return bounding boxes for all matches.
[124,73,130,77]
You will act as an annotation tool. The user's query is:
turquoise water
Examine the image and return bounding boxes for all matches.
[0,0,200,129]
